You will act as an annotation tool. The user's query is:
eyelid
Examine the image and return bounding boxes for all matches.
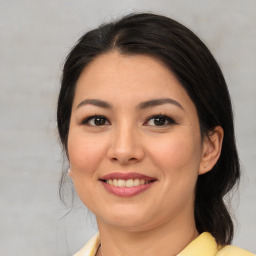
[144,114,176,126]
[81,115,110,126]
[80,114,176,127]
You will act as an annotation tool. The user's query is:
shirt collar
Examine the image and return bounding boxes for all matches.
[74,232,218,256]
[74,233,100,256]
[178,232,218,256]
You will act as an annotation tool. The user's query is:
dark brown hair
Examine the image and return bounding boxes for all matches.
[57,13,240,245]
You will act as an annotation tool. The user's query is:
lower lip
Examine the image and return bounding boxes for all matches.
[101,181,156,197]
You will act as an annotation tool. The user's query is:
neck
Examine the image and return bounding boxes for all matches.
[96,215,198,256]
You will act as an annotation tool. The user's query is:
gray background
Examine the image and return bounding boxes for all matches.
[0,0,255,255]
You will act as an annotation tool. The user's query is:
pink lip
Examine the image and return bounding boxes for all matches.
[99,172,157,197]
[101,181,156,197]
[100,172,156,181]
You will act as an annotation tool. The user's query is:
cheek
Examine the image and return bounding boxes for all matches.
[149,132,202,177]
[67,131,108,209]
[149,132,202,212]
[68,131,106,176]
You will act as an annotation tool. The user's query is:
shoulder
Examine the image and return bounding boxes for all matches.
[177,232,255,256]
[217,245,255,256]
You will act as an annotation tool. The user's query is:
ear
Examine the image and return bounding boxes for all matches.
[68,168,72,178]
[199,126,224,175]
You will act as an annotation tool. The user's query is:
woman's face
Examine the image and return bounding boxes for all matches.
[68,51,208,231]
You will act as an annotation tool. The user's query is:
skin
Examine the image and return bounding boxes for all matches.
[68,51,223,256]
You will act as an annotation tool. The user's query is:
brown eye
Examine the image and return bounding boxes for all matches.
[153,117,167,126]
[94,117,106,126]
[82,115,110,126]
[145,115,176,126]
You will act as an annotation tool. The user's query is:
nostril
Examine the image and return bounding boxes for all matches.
[107,143,145,164]
[110,156,138,165]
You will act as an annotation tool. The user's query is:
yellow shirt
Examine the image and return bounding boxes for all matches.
[74,232,255,256]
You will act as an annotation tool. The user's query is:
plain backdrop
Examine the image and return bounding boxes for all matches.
[0,0,255,255]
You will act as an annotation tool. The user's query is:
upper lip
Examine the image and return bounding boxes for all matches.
[100,172,157,181]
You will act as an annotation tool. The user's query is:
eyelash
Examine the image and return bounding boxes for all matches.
[144,114,176,126]
[81,114,176,127]
[81,115,110,126]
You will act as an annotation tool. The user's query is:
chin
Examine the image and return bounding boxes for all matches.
[97,208,153,230]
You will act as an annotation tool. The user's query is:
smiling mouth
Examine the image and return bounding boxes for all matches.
[99,172,157,197]
[100,178,155,188]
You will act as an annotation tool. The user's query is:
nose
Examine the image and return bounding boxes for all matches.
[107,124,145,165]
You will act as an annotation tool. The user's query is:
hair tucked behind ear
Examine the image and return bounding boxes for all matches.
[57,12,240,245]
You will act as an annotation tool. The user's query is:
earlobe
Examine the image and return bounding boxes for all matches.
[199,126,224,175]
[68,168,72,178]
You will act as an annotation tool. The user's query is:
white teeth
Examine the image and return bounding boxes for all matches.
[134,179,140,186]
[105,178,151,187]
[126,179,134,187]
[117,179,126,187]
[113,179,118,186]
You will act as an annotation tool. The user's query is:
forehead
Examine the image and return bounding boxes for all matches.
[74,51,194,110]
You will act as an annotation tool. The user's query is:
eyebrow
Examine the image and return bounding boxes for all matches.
[76,98,184,110]
[76,99,112,110]
[138,98,184,110]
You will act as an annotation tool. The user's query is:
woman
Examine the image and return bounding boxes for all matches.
[57,13,254,256]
